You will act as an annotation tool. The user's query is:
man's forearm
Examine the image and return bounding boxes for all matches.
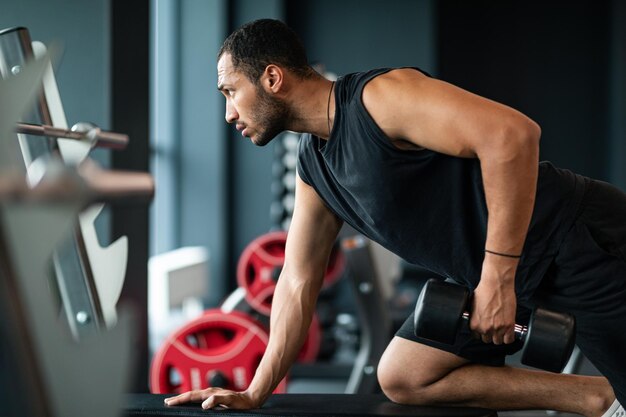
[246,270,322,404]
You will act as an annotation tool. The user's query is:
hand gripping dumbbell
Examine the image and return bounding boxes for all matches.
[413,279,576,373]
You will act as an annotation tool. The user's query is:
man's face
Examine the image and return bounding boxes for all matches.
[217,53,289,146]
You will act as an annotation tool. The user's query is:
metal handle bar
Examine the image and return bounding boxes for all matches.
[15,122,128,150]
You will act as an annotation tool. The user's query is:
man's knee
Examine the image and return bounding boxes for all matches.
[377,337,467,405]
[378,355,429,405]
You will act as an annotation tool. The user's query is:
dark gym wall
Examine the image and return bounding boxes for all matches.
[609,0,626,189]
[437,1,618,184]
[287,0,437,77]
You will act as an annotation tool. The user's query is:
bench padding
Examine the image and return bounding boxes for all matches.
[124,394,498,417]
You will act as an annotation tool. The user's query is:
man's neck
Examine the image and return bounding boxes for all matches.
[284,76,335,140]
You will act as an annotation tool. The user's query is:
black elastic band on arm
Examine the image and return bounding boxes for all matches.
[484,249,522,259]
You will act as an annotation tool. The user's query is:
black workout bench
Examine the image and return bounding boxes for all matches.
[125,394,498,417]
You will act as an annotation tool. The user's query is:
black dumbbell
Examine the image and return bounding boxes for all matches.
[413,279,576,373]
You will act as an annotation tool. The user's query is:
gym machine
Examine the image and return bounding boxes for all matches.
[0,26,154,417]
[0,27,133,339]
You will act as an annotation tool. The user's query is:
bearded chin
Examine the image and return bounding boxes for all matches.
[253,120,286,146]
[252,88,291,147]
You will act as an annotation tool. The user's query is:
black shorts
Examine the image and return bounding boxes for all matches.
[396,178,626,403]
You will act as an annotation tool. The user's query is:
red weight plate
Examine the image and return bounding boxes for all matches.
[237,231,345,316]
[237,231,287,316]
[150,310,287,394]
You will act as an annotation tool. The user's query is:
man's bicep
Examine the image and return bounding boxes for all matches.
[284,173,343,282]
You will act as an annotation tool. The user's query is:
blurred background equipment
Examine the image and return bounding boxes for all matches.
[0,26,154,417]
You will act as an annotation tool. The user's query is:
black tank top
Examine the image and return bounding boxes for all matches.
[297,68,586,305]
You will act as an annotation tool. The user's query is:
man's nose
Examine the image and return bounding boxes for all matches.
[225,100,238,123]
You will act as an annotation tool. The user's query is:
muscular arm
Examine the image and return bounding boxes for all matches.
[246,173,343,404]
[165,172,343,409]
[362,69,541,345]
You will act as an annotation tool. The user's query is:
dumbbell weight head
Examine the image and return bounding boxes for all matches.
[282,152,297,170]
[282,193,295,215]
[282,171,296,192]
[413,279,471,345]
[520,307,576,373]
[282,132,299,151]
[270,201,286,224]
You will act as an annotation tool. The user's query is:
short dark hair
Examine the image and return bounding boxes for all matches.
[218,19,314,82]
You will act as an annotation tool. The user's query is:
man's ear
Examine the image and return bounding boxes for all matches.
[261,64,284,94]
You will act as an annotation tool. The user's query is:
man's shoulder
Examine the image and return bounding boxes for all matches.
[338,67,431,105]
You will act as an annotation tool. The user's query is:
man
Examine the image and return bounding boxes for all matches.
[165,19,625,415]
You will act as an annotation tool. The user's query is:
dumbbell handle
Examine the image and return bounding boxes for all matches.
[461,312,529,340]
